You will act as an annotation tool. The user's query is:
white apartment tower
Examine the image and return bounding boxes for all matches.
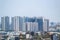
[43,19,49,32]
[11,16,20,32]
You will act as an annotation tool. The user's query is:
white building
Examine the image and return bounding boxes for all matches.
[31,22,38,32]
[19,17,24,31]
[43,19,49,32]
[1,16,9,31]
[11,16,20,32]
[23,22,38,32]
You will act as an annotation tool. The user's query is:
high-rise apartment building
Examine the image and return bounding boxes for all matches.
[1,16,9,31]
[23,22,38,32]
[37,17,43,32]
[11,16,20,32]
[31,22,38,32]
[43,19,49,32]
[19,17,24,31]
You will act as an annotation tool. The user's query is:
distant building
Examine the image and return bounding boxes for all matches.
[23,22,38,32]
[43,19,49,32]
[11,16,20,32]
[19,17,24,31]
[56,23,60,32]
[31,22,38,32]
[11,16,24,32]
[50,22,56,27]
[23,17,36,22]
[1,16,9,32]
[37,17,43,32]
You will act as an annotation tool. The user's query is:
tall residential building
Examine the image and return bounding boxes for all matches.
[11,16,20,32]
[1,16,9,31]
[23,22,38,32]
[23,22,31,32]
[43,19,49,32]
[37,17,43,32]
[19,17,24,31]
[31,22,38,32]
[26,22,31,32]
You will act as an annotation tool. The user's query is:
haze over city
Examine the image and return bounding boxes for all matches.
[0,0,60,22]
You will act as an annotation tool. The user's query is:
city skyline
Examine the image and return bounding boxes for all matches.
[0,0,60,22]
[0,16,60,32]
[0,16,49,32]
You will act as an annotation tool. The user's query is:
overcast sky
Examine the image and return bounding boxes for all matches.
[0,0,60,22]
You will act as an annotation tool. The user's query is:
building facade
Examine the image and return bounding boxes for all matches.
[43,19,49,32]
[23,22,38,32]
[1,16,9,31]
[11,16,20,32]
[37,17,43,32]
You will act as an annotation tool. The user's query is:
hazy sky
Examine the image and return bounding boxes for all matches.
[0,0,60,22]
